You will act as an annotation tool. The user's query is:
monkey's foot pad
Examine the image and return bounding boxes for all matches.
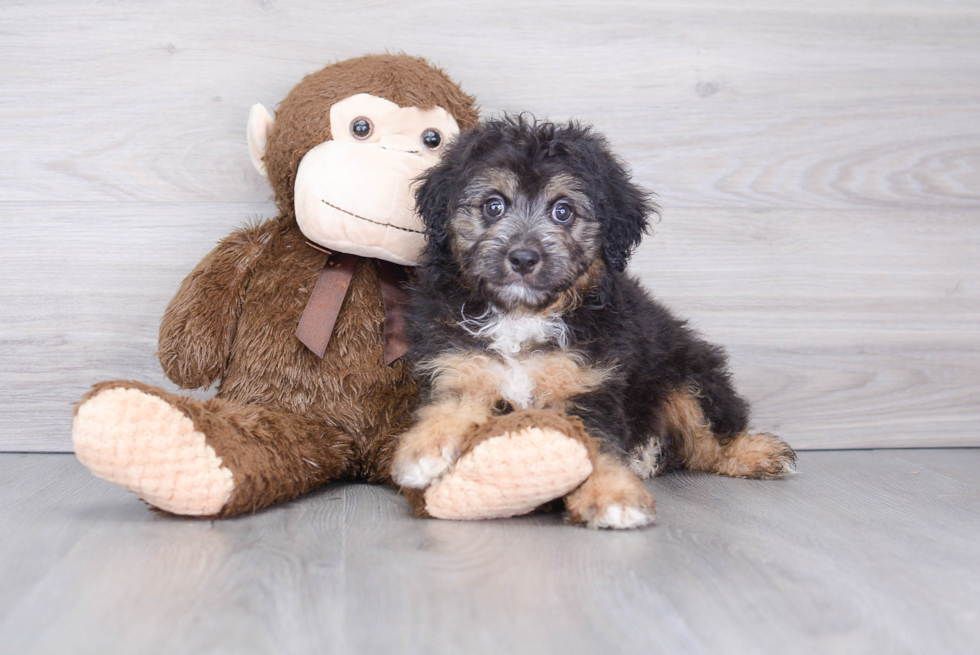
[423,427,594,520]
[72,386,234,516]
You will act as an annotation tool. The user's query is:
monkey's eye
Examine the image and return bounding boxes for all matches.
[484,197,506,219]
[421,129,443,151]
[551,201,573,223]
[350,117,373,140]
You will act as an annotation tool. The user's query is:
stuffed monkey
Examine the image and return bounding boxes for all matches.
[71,54,594,520]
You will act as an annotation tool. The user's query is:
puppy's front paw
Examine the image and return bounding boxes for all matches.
[392,429,461,489]
[565,459,656,530]
[567,487,657,530]
[593,503,655,530]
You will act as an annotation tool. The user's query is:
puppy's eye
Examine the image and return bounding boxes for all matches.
[350,117,373,140]
[421,129,443,150]
[551,201,573,223]
[484,197,506,218]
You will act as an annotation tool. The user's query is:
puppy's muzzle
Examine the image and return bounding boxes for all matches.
[507,248,541,276]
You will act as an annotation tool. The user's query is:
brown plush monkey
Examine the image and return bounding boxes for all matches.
[71,54,594,520]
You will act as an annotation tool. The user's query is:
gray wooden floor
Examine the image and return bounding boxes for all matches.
[1,450,977,655]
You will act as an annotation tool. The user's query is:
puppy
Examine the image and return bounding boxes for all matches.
[392,115,796,529]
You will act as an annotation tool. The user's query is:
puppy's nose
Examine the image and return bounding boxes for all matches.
[507,249,540,275]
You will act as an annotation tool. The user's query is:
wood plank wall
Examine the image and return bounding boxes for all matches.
[1,1,977,451]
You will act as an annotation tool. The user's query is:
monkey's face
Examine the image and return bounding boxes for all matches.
[294,94,459,265]
[249,92,460,266]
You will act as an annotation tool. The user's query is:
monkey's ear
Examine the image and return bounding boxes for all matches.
[247,104,275,178]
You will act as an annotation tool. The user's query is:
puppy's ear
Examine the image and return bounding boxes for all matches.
[599,157,656,272]
[414,160,456,256]
[572,127,656,272]
[414,128,482,269]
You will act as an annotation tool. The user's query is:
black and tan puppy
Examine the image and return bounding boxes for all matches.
[392,115,796,529]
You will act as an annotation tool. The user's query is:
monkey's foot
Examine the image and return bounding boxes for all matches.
[73,384,235,516]
[418,410,595,521]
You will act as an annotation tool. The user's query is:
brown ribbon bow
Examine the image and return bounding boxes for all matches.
[295,250,410,365]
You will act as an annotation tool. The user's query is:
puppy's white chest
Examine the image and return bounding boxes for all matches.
[481,313,568,357]
[496,357,537,409]
[482,313,568,409]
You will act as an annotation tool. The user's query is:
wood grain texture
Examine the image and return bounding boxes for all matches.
[1,451,978,654]
[2,1,978,209]
[1,0,978,450]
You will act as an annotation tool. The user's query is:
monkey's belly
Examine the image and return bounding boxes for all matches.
[215,251,414,438]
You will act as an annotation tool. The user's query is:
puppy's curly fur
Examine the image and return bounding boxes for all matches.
[392,116,796,529]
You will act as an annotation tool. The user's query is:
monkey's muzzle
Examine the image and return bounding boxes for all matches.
[294,140,430,266]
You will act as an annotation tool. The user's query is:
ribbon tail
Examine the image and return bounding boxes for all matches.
[295,253,358,358]
[376,261,411,365]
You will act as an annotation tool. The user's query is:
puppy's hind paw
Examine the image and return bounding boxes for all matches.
[720,432,798,480]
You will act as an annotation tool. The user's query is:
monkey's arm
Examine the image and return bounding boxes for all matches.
[158,222,271,389]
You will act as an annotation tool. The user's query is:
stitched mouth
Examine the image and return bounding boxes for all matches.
[320,199,424,235]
